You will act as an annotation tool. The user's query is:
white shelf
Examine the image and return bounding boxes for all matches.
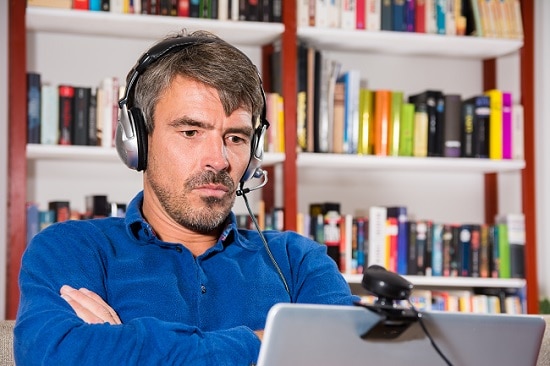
[26,7,284,45]
[343,274,526,289]
[297,153,525,173]
[298,26,523,59]
[27,144,286,165]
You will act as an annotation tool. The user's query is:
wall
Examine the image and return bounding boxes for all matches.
[0,1,9,318]
[535,0,550,300]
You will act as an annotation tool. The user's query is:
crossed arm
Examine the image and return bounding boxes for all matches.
[59,285,264,340]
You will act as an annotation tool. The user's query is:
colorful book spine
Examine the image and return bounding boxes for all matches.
[374,90,391,156]
[388,91,403,156]
[502,91,513,159]
[398,102,415,156]
[485,89,503,160]
[27,72,41,144]
[358,88,374,155]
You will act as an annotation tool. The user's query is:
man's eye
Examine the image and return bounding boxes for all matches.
[182,130,197,137]
[228,135,247,144]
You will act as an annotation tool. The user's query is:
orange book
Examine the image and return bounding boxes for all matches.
[373,90,391,156]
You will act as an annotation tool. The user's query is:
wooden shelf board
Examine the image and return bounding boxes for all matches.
[343,274,526,289]
[26,143,285,165]
[297,153,525,173]
[26,7,284,45]
[298,27,523,59]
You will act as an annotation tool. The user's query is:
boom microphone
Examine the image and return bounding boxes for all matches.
[236,169,268,196]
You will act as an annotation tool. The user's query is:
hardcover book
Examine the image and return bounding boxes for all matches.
[27,72,41,144]
[58,85,74,145]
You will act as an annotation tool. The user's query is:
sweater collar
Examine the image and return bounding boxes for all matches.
[124,191,256,251]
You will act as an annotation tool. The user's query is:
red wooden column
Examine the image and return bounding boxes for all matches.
[7,0,27,319]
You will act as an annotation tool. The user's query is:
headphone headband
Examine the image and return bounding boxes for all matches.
[115,34,269,182]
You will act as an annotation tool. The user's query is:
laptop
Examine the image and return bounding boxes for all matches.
[257,303,545,366]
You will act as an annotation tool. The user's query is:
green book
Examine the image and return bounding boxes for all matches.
[497,222,511,279]
[389,91,403,156]
[398,103,415,156]
[358,88,374,155]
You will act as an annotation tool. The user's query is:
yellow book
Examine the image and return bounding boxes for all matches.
[485,89,503,160]
[357,88,374,155]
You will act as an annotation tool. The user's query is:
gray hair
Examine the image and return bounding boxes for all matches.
[129,30,264,133]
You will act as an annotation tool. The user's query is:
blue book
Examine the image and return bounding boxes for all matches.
[386,206,408,275]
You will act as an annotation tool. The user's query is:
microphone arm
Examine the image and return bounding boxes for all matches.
[236,170,268,196]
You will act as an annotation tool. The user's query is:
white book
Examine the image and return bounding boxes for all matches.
[40,84,59,145]
[365,0,380,30]
[218,0,229,20]
[426,0,437,34]
[340,0,355,30]
[328,0,341,28]
[512,104,524,160]
[231,0,239,21]
[109,0,123,13]
[367,206,387,269]
[297,0,310,26]
[315,0,329,27]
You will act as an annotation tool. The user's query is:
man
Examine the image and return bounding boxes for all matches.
[15,30,356,365]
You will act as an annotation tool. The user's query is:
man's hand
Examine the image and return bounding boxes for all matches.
[60,285,122,325]
[254,330,264,341]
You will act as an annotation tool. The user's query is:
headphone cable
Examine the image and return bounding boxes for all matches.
[239,186,291,299]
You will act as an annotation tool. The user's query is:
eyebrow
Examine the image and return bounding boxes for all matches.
[169,117,255,137]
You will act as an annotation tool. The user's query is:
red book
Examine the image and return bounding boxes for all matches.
[356,0,366,29]
[177,0,189,16]
[73,0,89,9]
[58,85,74,145]
[415,0,426,33]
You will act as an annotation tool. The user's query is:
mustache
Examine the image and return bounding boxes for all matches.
[186,170,235,191]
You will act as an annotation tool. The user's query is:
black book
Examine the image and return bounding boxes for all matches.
[408,90,445,157]
[462,95,490,158]
[72,86,91,146]
[27,72,41,144]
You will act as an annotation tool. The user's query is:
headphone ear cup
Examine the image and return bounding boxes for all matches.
[241,124,266,183]
[128,107,149,171]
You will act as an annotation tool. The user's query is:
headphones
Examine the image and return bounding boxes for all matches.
[115,36,270,183]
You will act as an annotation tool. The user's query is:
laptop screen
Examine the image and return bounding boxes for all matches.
[257,303,545,366]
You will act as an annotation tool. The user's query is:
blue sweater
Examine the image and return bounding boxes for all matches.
[15,192,357,365]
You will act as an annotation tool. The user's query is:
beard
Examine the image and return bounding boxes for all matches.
[148,169,236,234]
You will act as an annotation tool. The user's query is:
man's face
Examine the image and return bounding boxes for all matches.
[144,75,253,234]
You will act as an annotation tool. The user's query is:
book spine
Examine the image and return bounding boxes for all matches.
[502,91,513,159]
[358,88,374,155]
[398,102,414,156]
[388,91,403,156]
[366,0,381,30]
[368,206,387,268]
[40,84,59,145]
[27,72,42,144]
[58,85,74,145]
[415,0,426,32]
[72,87,91,146]
[485,89,503,160]
[380,0,393,31]
[374,90,391,156]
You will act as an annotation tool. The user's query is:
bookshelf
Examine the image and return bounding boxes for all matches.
[6,1,537,318]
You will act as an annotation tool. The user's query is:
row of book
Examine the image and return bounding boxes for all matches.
[361,286,524,314]
[301,202,525,279]
[26,72,286,154]
[294,48,524,159]
[298,0,524,40]
[29,0,283,23]
[26,196,127,245]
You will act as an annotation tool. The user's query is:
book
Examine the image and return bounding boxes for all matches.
[357,87,374,155]
[27,72,41,144]
[366,0,381,30]
[388,91,403,156]
[341,0,356,29]
[497,213,525,279]
[404,0,415,32]
[495,220,511,278]
[58,85,74,145]
[502,91,513,159]
[380,0,393,31]
[340,69,361,154]
[48,201,71,222]
[462,95,490,158]
[26,203,40,246]
[40,84,59,145]
[386,206,408,275]
[406,221,419,275]
[443,94,462,157]
[409,90,445,157]
[485,89,504,160]
[332,81,345,154]
[398,102,414,156]
[386,217,398,272]
[392,0,406,32]
[415,0,426,32]
[297,43,309,152]
[412,103,428,157]
[72,86,92,146]
[431,222,444,277]
[323,210,342,269]
[28,0,72,7]
[458,224,475,277]
[373,89,391,156]
[511,104,524,160]
[367,206,387,268]
[415,220,433,276]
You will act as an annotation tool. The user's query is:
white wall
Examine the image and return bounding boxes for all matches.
[535,0,550,300]
[0,1,9,318]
